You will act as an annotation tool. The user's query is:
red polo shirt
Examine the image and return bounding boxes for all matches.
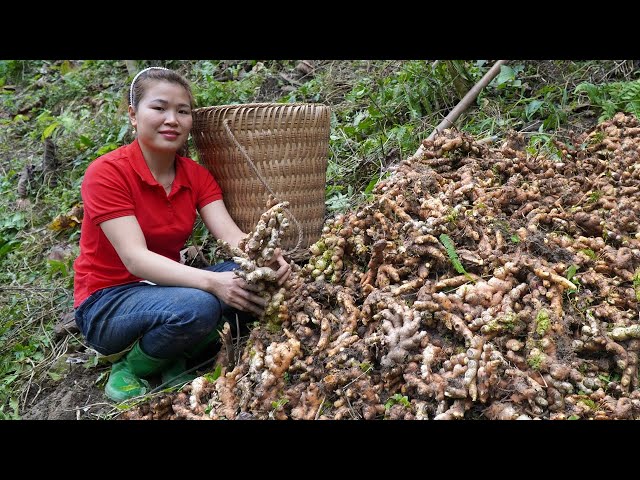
[73,139,222,308]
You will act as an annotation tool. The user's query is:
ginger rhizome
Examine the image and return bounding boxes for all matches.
[215,201,293,326]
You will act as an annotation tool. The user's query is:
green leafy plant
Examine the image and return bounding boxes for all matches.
[575,79,640,121]
[564,264,581,296]
[325,185,354,214]
[439,233,475,283]
[525,133,564,161]
[192,60,265,107]
[492,64,524,90]
[0,237,20,260]
[0,60,24,87]
[445,207,459,223]
[271,397,289,410]
[204,364,223,383]
[587,190,602,203]
[385,393,410,411]
[359,361,372,373]
[579,248,597,260]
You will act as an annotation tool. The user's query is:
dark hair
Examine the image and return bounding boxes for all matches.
[129,67,193,110]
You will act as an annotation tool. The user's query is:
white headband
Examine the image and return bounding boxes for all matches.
[129,66,170,107]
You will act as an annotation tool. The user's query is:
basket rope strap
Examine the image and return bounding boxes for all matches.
[222,119,304,258]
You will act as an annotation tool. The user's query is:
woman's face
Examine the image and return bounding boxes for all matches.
[129,80,192,154]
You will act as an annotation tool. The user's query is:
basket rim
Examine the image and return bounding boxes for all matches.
[193,102,329,113]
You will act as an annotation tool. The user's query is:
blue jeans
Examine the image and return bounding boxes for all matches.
[74,261,251,359]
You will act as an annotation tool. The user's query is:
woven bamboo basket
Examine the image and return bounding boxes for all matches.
[192,103,331,261]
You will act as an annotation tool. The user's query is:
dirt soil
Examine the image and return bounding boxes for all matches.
[20,318,228,420]
[21,351,113,420]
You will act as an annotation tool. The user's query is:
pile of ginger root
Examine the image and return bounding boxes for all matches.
[214,200,291,326]
[121,112,640,420]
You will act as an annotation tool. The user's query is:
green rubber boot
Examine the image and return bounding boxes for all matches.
[158,329,223,389]
[160,356,196,388]
[105,342,170,402]
[184,328,221,360]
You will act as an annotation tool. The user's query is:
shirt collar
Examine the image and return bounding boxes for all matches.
[126,139,189,190]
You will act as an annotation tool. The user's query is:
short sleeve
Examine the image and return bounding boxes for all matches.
[82,159,135,226]
[193,163,223,210]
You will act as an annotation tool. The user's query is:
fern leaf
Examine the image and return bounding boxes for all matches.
[439,234,475,283]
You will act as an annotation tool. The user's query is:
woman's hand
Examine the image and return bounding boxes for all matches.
[269,248,291,286]
[203,248,290,317]
[207,271,267,317]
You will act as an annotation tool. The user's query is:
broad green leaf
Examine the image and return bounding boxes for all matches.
[47,259,69,278]
[95,143,119,156]
[79,135,94,147]
[0,239,21,258]
[525,99,543,119]
[364,176,379,196]
[565,264,579,280]
[42,121,61,140]
[495,65,516,86]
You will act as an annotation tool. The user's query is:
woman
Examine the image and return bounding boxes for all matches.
[73,66,291,402]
